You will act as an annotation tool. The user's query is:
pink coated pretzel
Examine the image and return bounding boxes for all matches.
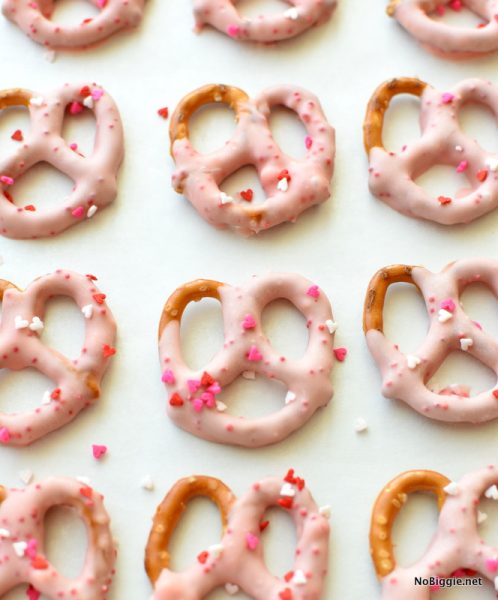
[371,466,498,599]
[0,83,123,239]
[158,273,336,447]
[192,0,337,43]
[0,477,115,599]
[387,0,498,59]
[170,84,335,236]
[146,471,330,600]
[363,258,498,424]
[364,77,498,225]
[2,0,145,50]
[0,269,116,446]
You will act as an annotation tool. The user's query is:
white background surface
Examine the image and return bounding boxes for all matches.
[2,0,498,598]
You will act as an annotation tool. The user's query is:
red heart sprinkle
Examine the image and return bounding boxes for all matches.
[493,390,498,399]
[80,486,93,498]
[93,293,106,305]
[169,393,184,407]
[333,347,348,362]
[197,551,209,564]
[86,274,98,281]
[284,469,296,484]
[102,344,116,358]
[284,571,294,582]
[51,388,61,401]
[477,169,488,182]
[438,195,452,205]
[31,555,48,570]
[158,107,169,119]
[201,372,215,387]
[259,520,270,532]
[240,189,253,202]
[278,497,294,510]
[79,86,91,97]
[24,205,36,211]
[11,129,23,142]
[279,589,293,600]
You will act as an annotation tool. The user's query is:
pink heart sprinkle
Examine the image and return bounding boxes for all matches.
[193,398,204,412]
[226,24,240,37]
[456,160,468,173]
[69,102,84,115]
[242,314,257,330]
[307,285,320,299]
[69,143,78,151]
[187,379,201,393]
[0,175,14,186]
[207,383,222,395]
[442,92,455,104]
[486,558,498,572]
[440,298,456,313]
[0,427,10,443]
[91,89,104,101]
[333,347,347,362]
[305,136,313,149]
[92,444,107,460]
[25,539,37,559]
[27,586,41,600]
[247,345,263,362]
[97,0,107,7]
[201,392,215,408]
[161,369,175,384]
[246,532,259,551]
[72,206,84,218]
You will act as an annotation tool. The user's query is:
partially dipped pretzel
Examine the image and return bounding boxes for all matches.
[371,467,498,598]
[170,84,335,235]
[146,471,330,599]
[364,77,498,225]
[158,273,337,447]
[364,259,498,423]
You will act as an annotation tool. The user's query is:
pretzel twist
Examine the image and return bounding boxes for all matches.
[388,0,498,58]
[2,0,145,49]
[364,258,498,423]
[170,84,335,236]
[158,273,336,447]
[0,83,123,239]
[192,0,337,43]
[146,472,330,599]
[372,466,498,598]
[364,77,498,225]
[0,269,116,445]
[0,477,115,599]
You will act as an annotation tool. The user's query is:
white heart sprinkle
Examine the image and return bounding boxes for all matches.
[208,543,224,559]
[83,96,94,109]
[284,7,299,19]
[41,390,52,405]
[225,583,239,596]
[292,569,307,585]
[216,400,228,412]
[443,481,459,496]
[325,319,337,334]
[455,145,463,152]
[478,510,488,524]
[19,469,33,485]
[141,475,154,491]
[220,192,233,205]
[319,505,331,519]
[77,476,91,486]
[406,354,421,369]
[285,391,297,405]
[486,157,498,172]
[354,417,368,433]
[12,541,27,557]
[242,371,256,380]
[87,205,98,218]
[29,316,44,332]
[0,529,10,538]
[460,337,473,352]
[29,96,44,107]
[277,177,289,192]
[438,309,453,323]
[485,484,498,500]
[81,304,93,319]
[280,483,296,498]
[14,316,29,329]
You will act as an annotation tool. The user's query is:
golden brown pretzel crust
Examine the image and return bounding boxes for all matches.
[386,0,401,16]
[363,78,427,153]
[158,279,225,339]
[370,470,450,578]
[363,265,420,333]
[0,89,33,110]
[169,84,250,151]
[145,475,236,584]
[0,280,21,300]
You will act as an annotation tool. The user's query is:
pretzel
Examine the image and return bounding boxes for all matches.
[0,477,115,598]
[0,269,116,445]
[371,466,498,598]
[192,0,337,43]
[2,0,145,49]
[145,471,330,599]
[363,258,498,423]
[170,84,335,236]
[0,83,123,239]
[387,0,498,58]
[158,273,336,447]
[364,77,498,225]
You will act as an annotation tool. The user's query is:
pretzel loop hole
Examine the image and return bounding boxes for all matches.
[145,476,235,584]
[370,470,450,578]
[363,77,427,153]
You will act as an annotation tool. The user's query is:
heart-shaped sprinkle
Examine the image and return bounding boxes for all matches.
[333,347,347,362]
[307,285,320,299]
[460,337,473,351]
[279,589,293,600]
[487,558,498,572]
[247,345,263,362]
[285,391,296,405]
[87,205,98,218]
[31,555,48,570]
[220,192,233,205]
[242,314,256,330]
[197,551,209,564]
[240,189,253,202]
[169,393,184,407]
[278,497,294,510]
[226,24,241,37]
[92,444,107,460]
[245,532,259,551]
[71,206,84,218]
[158,107,169,119]
[284,6,299,19]
[187,379,201,393]
[14,315,29,329]
[25,539,37,559]
[325,319,337,334]
[102,344,116,358]
[69,102,84,115]
[11,129,23,142]
[225,583,239,595]
[29,96,44,107]
[81,304,93,319]
[438,309,453,323]
[280,483,296,497]
[26,585,40,600]
[12,541,28,557]
[79,486,93,499]
[406,354,421,369]
[443,481,459,496]
[440,298,456,313]
[161,369,175,384]
[93,293,106,305]
[29,316,44,332]
[292,569,307,585]
[0,427,10,444]
[83,96,94,109]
